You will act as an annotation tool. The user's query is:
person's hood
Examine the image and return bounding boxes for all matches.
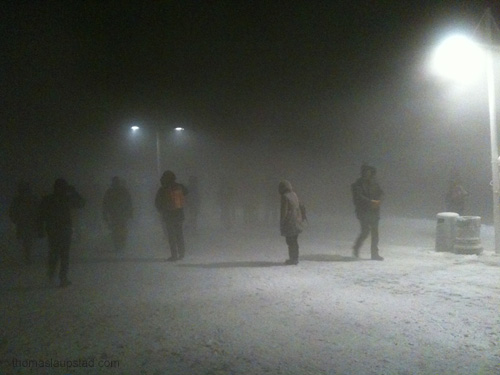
[160,170,176,187]
[54,178,69,195]
[111,176,121,188]
[278,180,293,195]
[361,164,376,176]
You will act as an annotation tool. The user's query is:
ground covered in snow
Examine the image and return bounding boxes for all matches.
[1,215,500,375]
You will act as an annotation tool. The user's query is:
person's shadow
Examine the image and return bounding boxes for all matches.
[299,254,358,262]
[177,261,286,269]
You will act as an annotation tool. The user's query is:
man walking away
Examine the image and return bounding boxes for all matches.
[39,179,85,287]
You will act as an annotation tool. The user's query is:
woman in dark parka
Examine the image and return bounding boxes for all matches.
[279,180,303,265]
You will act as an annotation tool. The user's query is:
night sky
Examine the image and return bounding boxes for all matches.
[2,1,500,219]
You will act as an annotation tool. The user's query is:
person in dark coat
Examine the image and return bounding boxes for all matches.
[351,165,384,260]
[279,180,303,265]
[8,181,39,264]
[155,170,188,261]
[102,176,133,252]
[38,178,85,287]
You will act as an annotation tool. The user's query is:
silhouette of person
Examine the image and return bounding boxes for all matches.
[102,176,133,252]
[38,179,85,287]
[8,181,39,264]
[155,171,188,261]
[445,170,469,215]
[279,180,304,265]
[351,164,384,261]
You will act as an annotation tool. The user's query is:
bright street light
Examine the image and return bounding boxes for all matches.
[431,34,485,83]
[432,9,500,253]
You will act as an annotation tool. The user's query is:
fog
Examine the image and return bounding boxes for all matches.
[2,57,498,233]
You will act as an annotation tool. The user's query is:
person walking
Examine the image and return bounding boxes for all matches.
[8,181,39,264]
[351,164,384,261]
[279,180,303,265]
[155,170,188,261]
[102,176,133,252]
[38,178,85,287]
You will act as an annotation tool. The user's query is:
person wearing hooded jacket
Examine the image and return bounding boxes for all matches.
[279,180,303,265]
[351,164,384,260]
[155,170,188,261]
[38,178,85,287]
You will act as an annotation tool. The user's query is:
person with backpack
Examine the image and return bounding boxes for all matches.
[351,164,384,261]
[155,170,188,261]
[279,180,304,265]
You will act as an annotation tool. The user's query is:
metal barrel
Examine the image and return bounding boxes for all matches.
[453,216,483,255]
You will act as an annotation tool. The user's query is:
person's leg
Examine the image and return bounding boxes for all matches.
[59,230,72,286]
[370,216,383,260]
[110,222,121,251]
[285,235,299,264]
[290,235,299,263]
[175,220,186,259]
[115,221,127,251]
[353,215,370,257]
[164,219,178,260]
[47,235,59,280]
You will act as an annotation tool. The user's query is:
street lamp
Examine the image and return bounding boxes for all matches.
[431,9,500,253]
[129,125,188,178]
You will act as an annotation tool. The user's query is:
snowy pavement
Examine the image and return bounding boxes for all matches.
[1,215,499,374]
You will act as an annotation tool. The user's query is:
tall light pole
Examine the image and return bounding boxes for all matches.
[484,9,500,253]
[432,8,500,253]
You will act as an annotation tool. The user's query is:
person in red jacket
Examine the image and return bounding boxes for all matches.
[155,171,188,261]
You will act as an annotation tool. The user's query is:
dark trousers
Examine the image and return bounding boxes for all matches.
[286,235,299,262]
[21,236,34,264]
[109,220,128,251]
[163,218,185,258]
[47,229,72,282]
[353,212,380,257]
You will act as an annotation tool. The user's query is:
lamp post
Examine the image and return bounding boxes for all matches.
[485,11,500,254]
[432,9,500,253]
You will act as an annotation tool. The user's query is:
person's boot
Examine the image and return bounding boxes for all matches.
[371,248,384,261]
